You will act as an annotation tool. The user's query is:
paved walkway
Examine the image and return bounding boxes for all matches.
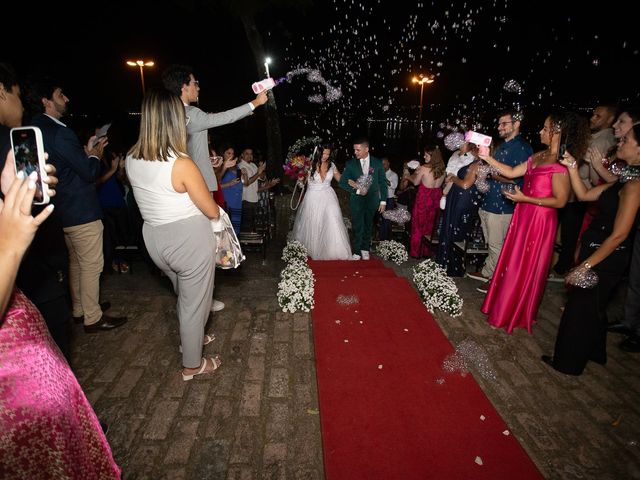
[71,195,640,479]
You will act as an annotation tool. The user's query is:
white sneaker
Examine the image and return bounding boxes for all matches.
[361,250,370,260]
[211,299,225,312]
[351,254,361,261]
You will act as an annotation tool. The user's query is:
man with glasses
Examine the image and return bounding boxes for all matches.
[467,110,532,292]
[162,65,268,312]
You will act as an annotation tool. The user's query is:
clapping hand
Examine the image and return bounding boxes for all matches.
[257,161,266,175]
[348,179,359,189]
[210,155,223,169]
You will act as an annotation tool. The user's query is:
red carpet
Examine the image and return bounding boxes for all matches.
[309,259,542,480]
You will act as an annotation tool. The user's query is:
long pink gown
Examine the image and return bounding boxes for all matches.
[481,158,567,333]
[0,289,121,479]
[410,184,443,257]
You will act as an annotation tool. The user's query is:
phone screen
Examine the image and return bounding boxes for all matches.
[558,133,568,159]
[11,128,44,203]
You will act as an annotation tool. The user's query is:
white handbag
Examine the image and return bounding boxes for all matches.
[210,208,245,269]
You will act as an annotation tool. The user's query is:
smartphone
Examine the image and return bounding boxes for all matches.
[558,132,568,159]
[92,123,111,148]
[10,126,49,205]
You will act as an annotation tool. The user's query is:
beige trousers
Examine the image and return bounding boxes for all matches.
[63,220,104,325]
[478,209,512,278]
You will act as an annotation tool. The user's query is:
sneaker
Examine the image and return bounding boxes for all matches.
[361,250,370,260]
[547,272,565,283]
[351,254,361,261]
[476,286,488,294]
[211,299,225,312]
[466,271,489,283]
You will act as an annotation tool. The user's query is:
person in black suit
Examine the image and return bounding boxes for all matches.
[26,76,127,333]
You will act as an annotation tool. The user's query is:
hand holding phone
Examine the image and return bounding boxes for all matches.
[558,132,568,160]
[10,126,50,205]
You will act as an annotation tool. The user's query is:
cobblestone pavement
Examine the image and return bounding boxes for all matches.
[71,195,640,479]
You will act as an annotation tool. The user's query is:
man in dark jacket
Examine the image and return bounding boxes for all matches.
[28,76,126,332]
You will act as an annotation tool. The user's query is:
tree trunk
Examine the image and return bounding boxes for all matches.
[240,14,283,180]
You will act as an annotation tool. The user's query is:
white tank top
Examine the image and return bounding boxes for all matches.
[125,153,202,227]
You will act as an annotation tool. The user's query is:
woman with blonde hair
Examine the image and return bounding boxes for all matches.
[409,144,445,257]
[126,88,221,381]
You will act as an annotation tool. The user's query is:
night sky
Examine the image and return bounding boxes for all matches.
[4,1,639,156]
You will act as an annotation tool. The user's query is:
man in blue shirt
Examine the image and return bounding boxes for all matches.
[468,110,533,291]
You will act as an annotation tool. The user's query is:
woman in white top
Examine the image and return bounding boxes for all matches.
[126,88,221,381]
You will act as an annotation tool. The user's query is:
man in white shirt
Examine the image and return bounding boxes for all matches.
[238,148,266,232]
[378,157,398,240]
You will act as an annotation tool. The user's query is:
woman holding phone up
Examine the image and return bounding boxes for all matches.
[478,112,589,334]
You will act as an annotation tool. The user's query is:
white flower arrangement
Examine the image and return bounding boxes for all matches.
[376,240,408,265]
[412,259,463,317]
[281,240,308,263]
[278,241,315,312]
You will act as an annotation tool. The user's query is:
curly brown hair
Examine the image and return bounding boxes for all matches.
[549,112,590,161]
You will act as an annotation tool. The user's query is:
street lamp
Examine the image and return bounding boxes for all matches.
[126,60,154,96]
[412,75,434,151]
[264,57,272,78]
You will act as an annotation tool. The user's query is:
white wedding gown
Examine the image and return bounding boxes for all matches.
[292,166,352,260]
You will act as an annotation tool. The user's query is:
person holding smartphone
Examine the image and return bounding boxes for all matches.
[0,64,74,356]
[27,76,127,333]
[0,134,120,478]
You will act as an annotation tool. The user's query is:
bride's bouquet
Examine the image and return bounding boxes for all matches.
[283,136,322,188]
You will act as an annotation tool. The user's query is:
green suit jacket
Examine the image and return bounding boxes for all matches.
[339,156,388,214]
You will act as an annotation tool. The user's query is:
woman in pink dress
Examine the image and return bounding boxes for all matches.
[409,145,445,257]
[0,151,120,477]
[479,112,590,333]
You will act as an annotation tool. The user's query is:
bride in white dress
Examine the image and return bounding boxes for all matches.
[292,146,352,260]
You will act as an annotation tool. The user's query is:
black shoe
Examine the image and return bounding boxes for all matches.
[619,335,640,353]
[83,314,127,333]
[73,301,112,324]
[541,355,555,367]
[607,323,634,335]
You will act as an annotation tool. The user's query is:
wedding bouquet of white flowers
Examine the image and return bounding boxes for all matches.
[376,240,408,265]
[412,259,463,317]
[277,263,315,312]
[281,240,308,264]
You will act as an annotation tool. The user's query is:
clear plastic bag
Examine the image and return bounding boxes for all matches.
[210,208,245,269]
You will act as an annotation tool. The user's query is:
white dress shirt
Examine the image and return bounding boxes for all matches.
[385,169,399,199]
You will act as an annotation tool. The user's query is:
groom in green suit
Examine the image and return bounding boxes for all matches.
[339,137,388,260]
